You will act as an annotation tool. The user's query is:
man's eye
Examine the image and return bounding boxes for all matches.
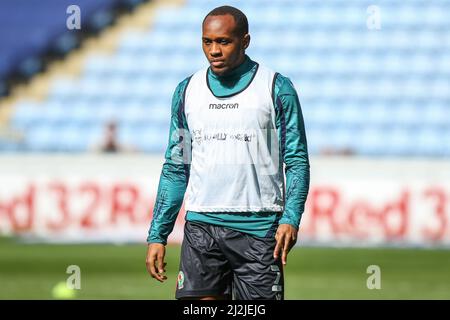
[220,40,229,45]
[203,40,211,45]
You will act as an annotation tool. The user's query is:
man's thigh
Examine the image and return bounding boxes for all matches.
[218,228,284,300]
[175,221,232,299]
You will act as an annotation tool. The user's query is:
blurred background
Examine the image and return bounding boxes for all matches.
[0,0,449,299]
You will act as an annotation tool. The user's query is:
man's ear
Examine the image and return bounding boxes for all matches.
[243,34,250,49]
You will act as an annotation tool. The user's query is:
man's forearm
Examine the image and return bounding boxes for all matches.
[147,162,189,245]
[279,160,310,228]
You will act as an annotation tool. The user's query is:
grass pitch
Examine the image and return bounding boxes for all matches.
[0,237,449,299]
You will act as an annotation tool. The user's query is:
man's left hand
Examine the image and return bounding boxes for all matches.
[273,224,298,265]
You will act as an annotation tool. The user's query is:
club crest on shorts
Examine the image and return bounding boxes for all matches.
[177,271,185,289]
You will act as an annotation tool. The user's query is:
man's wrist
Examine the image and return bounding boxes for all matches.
[278,220,299,230]
[147,240,167,246]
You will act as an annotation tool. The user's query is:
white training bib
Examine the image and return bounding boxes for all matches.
[183,64,285,212]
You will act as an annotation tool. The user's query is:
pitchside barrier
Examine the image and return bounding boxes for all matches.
[0,155,449,247]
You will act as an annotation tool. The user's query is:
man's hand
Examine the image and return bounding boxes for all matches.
[146,243,167,282]
[273,224,298,265]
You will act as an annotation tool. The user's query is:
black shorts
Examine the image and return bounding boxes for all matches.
[175,221,284,300]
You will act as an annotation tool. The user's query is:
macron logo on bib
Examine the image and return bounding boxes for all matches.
[209,103,239,110]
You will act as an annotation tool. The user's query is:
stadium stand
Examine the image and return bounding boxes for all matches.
[0,0,449,156]
[0,0,130,93]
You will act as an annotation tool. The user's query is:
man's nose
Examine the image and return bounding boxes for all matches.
[210,42,221,56]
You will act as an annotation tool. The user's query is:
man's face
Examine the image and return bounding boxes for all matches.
[202,14,249,76]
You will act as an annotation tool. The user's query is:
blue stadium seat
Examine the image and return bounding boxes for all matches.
[416,127,446,157]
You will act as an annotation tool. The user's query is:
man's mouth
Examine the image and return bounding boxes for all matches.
[211,60,225,67]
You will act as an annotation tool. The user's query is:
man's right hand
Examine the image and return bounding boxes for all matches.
[146,243,167,282]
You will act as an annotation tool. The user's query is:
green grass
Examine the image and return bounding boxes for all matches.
[0,237,449,299]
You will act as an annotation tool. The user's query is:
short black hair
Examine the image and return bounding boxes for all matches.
[203,5,249,37]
